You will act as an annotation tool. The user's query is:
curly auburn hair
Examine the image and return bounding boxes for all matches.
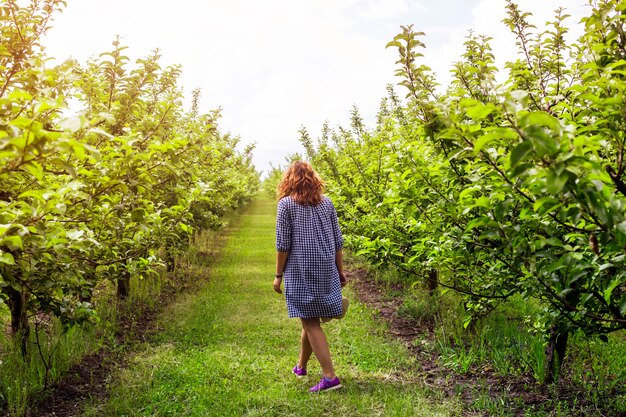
[277,161,324,206]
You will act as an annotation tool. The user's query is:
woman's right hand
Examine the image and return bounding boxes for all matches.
[273,277,283,294]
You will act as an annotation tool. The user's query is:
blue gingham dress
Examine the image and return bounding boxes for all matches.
[276,196,344,318]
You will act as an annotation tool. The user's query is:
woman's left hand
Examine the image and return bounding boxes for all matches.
[339,271,347,287]
[273,277,283,294]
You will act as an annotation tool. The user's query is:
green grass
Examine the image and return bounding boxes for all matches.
[82,194,460,417]
[0,200,251,416]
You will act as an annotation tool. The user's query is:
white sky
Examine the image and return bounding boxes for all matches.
[43,0,590,175]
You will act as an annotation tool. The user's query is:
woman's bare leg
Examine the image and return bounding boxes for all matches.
[299,327,313,369]
[300,318,336,379]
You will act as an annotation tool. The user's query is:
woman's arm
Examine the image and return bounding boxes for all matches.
[274,251,289,293]
[336,250,347,287]
[275,198,291,294]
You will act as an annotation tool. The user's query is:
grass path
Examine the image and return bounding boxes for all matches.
[83,194,460,417]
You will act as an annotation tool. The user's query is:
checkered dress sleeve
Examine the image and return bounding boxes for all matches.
[328,198,344,252]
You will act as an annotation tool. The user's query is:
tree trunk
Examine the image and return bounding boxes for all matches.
[117,270,130,300]
[166,249,175,272]
[544,325,569,384]
[6,286,30,356]
[427,269,438,294]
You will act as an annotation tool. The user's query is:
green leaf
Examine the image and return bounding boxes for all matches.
[0,252,15,265]
[10,117,37,131]
[544,238,563,247]
[546,171,568,194]
[585,191,609,224]
[1,235,22,251]
[534,197,561,215]
[18,189,46,201]
[603,278,622,304]
[23,161,43,180]
[8,89,33,101]
[131,208,146,223]
[385,40,402,49]
[577,93,600,104]
[474,131,499,153]
[509,162,532,178]
[522,112,562,133]
[466,104,495,121]
[510,141,533,168]
[475,196,491,208]
[466,216,492,231]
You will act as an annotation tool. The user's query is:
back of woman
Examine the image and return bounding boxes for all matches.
[273,161,347,392]
[276,195,343,318]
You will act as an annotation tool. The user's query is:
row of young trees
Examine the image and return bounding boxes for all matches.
[0,0,259,355]
[303,0,626,382]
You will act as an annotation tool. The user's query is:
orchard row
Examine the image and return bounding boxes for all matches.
[0,0,259,355]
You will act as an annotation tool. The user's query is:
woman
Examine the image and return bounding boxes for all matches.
[273,161,347,392]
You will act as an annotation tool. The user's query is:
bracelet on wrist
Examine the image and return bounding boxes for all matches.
[275,274,283,278]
